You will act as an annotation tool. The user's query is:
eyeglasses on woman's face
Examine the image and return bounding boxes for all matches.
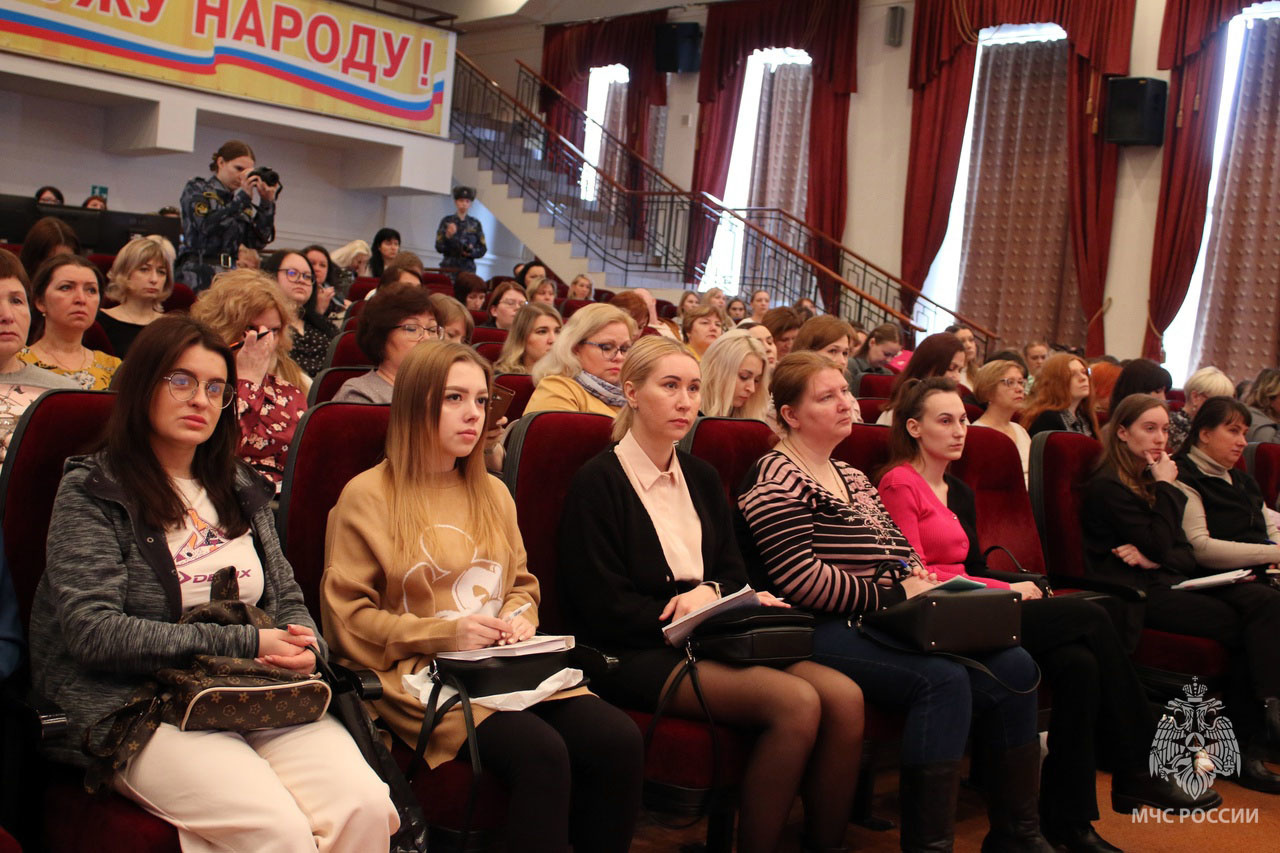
[162,371,234,409]
[999,377,1027,389]
[281,268,314,284]
[581,340,632,361]
[394,322,443,341]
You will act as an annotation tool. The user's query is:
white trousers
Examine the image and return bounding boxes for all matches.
[115,715,399,853]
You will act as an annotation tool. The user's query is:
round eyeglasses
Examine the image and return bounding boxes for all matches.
[162,372,234,409]
[394,323,444,341]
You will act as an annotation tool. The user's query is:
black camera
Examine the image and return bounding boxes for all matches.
[248,166,282,197]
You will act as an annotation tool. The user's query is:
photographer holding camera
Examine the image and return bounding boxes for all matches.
[176,140,279,291]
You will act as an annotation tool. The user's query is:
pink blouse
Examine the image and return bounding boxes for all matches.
[876,463,1010,589]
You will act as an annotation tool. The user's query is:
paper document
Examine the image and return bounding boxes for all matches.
[437,634,575,661]
[662,586,760,646]
[1171,569,1252,591]
[933,575,988,591]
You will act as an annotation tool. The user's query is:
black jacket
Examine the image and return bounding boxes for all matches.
[1081,471,1196,590]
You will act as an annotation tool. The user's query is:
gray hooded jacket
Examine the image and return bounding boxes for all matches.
[29,453,327,767]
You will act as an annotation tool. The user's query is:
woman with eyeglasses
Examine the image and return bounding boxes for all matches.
[972,360,1033,485]
[334,283,444,404]
[1021,353,1097,438]
[191,271,308,491]
[29,314,398,851]
[526,304,637,417]
[259,250,336,379]
[484,280,527,332]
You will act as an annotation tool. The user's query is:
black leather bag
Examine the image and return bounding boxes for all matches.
[433,650,576,699]
[860,589,1023,654]
[687,606,815,667]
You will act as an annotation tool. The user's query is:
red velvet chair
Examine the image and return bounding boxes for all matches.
[0,390,179,852]
[324,330,372,369]
[162,283,196,314]
[1028,431,1229,693]
[502,412,746,851]
[857,398,888,423]
[469,310,488,326]
[470,327,508,345]
[593,288,615,303]
[87,253,115,277]
[950,426,1046,575]
[655,299,677,320]
[422,271,453,287]
[1243,442,1280,508]
[493,374,535,422]
[1168,389,1186,405]
[857,373,895,398]
[306,366,368,407]
[348,276,379,303]
[676,417,777,505]
[558,299,593,319]
[346,298,367,325]
[474,341,503,363]
[832,423,892,478]
[425,282,453,297]
[277,402,508,845]
[82,321,114,357]
[0,826,20,853]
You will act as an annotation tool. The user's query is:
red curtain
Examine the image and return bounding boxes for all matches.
[902,0,1135,355]
[688,0,859,294]
[1141,0,1253,360]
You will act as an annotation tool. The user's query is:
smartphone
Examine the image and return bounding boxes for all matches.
[485,385,515,433]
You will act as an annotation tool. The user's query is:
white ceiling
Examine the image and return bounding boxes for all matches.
[432,0,712,29]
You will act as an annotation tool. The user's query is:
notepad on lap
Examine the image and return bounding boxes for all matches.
[1171,569,1252,591]
[437,634,575,661]
[662,586,760,646]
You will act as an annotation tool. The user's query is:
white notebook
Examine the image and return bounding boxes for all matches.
[437,634,575,661]
[662,586,760,646]
[1171,569,1252,591]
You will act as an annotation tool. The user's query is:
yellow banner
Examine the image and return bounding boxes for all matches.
[0,0,453,135]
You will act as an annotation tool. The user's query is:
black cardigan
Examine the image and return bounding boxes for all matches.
[558,446,748,653]
[1080,471,1197,590]
[1027,409,1094,438]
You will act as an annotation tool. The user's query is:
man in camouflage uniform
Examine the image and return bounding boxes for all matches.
[435,185,486,274]
[176,172,276,291]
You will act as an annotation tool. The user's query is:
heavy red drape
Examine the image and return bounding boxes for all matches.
[540,10,669,161]
[902,0,1135,355]
[687,0,858,296]
[1141,0,1253,360]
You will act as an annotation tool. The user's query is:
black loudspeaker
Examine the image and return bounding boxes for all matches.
[656,23,702,73]
[885,6,905,47]
[1104,77,1168,146]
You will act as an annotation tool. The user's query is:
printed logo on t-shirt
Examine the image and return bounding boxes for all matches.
[173,508,232,583]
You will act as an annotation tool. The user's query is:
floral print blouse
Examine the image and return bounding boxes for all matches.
[236,373,306,491]
[17,348,121,391]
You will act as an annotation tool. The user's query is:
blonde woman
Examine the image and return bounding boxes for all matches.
[99,237,174,357]
[322,341,642,852]
[972,359,1032,484]
[526,303,637,416]
[699,330,769,421]
[494,302,562,375]
[330,239,372,299]
[1168,366,1234,453]
[525,278,557,306]
[1244,368,1280,444]
[700,286,728,314]
[190,269,307,490]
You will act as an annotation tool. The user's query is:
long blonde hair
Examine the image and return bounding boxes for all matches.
[700,330,769,421]
[612,336,699,441]
[384,342,507,564]
[495,302,562,374]
[532,303,636,385]
[107,237,174,303]
[191,269,305,387]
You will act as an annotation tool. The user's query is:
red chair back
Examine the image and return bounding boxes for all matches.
[559,299,593,319]
[502,412,613,632]
[425,282,453,297]
[0,390,115,622]
[83,321,115,356]
[470,309,489,326]
[593,289,615,303]
[346,299,367,324]
[858,373,895,398]
[857,398,887,423]
[278,403,390,615]
[493,374,535,422]
[1244,442,1280,508]
[471,326,508,345]
[307,366,369,406]
[677,417,778,504]
[655,299,677,320]
[1028,431,1101,580]
[88,253,115,276]
[422,272,453,287]
[832,423,892,478]
[348,276,378,303]
[1168,389,1186,404]
[163,282,196,313]
[475,341,503,363]
[950,426,1045,574]
[325,330,371,368]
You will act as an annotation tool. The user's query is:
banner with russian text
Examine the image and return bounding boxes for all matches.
[0,0,453,136]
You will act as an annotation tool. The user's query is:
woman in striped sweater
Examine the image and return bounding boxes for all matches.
[737,352,1049,853]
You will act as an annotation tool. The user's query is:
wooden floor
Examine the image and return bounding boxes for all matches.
[627,763,1279,852]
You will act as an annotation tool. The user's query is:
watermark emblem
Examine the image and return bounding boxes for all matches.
[1149,678,1240,799]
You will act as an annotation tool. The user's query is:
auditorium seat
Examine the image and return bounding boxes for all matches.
[558,299,593,319]
[83,321,114,357]
[324,330,372,369]
[1028,431,1228,695]
[493,374,534,422]
[857,397,888,423]
[307,366,368,406]
[502,412,746,851]
[345,298,367,327]
[1243,442,1280,507]
[593,288,615,303]
[676,417,777,504]
[0,390,178,852]
[469,310,489,326]
[951,426,1047,576]
[833,423,892,478]
[422,271,453,287]
[162,282,196,314]
[470,326,508,345]
[654,299,677,320]
[277,402,507,846]
[348,276,379,303]
[474,341,503,363]
[858,373,895,398]
[87,253,114,277]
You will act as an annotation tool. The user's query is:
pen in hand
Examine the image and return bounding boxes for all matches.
[503,602,532,623]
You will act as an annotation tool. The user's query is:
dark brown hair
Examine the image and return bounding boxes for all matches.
[762,306,803,341]
[29,253,101,342]
[792,315,855,354]
[0,248,30,292]
[853,322,902,359]
[19,217,81,279]
[357,282,439,364]
[104,314,249,536]
[880,377,960,482]
[1096,393,1167,506]
[209,140,255,171]
[883,332,966,416]
[1184,396,1250,455]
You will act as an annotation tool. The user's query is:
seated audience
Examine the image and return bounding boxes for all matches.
[792,315,856,377]
[494,303,562,375]
[748,289,771,324]
[1023,340,1050,388]
[330,239,372,286]
[726,296,747,324]
[605,291,651,338]
[484,280,527,331]
[454,271,489,313]
[1244,368,1280,444]
[1088,360,1122,419]
[878,378,1216,847]
[700,287,729,315]
[0,249,78,460]
[875,332,966,426]
[335,283,442,404]
[737,352,1047,852]
[261,249,336,378]
[429,293,474,344]
[972,359,1032,483]
[190,270,307,491]
[323,341,642,852]
[368,227,400,277]
[848,323,902,392]
[762,307,803,358]
[527,304,636,416]
[515,262,549,293]
[631,287,681,340]
[303,243,345,315]
[848,321,868,351]
[19,255,121,390]
[19,216,80,280]
[680,304,724,361]
[1168,366,1235,453]
[984,349,1029,374]
[1108,358,1172,415]
[99,237,172,357]
[737,321,779,369]
[699,330,769,421]
[794,296,818,320]
[945,324,981,387]
[29,314,397,850]
[1021,353,1098,438]
[526,277,557,305]
[366,259,426,302]
[567,274,593,300]
[676,290,701,320]
[1082,393,1280,792]
[35,185,63,205]
[82,194,107,211]
[561,337,863,853]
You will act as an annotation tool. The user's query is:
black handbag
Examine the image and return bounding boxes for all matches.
[687,606,815,667]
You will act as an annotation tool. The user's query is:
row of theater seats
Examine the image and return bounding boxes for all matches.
[4,394,1274,851]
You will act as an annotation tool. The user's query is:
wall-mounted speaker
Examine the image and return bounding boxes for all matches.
[1104,77,1168,146]
[886,6,905,48]
[656,23,702,74]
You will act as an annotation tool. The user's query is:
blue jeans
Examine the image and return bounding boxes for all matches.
[813,619,1039,765]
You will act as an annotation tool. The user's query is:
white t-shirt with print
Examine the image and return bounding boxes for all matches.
[166,478,264,612]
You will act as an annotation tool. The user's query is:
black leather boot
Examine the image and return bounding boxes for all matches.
[1041,820,1124,853]
[979,741,1056,853]
[1236,738,1280,795]
[898,760,961,852]
[1263,697,1280,748]
[1111,770,1222,812]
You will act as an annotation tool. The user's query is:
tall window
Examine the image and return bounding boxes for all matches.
[703,48,812,291]
[1163,2,1280,384]
[921,24,1069,340]
[581,64,629,202]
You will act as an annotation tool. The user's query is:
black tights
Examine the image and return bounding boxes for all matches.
[469,695,643,853]
[663,659,865,853]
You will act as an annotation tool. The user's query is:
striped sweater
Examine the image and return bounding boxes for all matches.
[737,450,918,615]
